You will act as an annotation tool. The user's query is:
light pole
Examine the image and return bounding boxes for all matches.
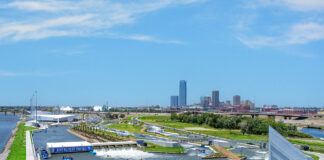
[35,90,38,123]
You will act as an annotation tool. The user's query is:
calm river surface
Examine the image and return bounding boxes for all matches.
[300,128,324,139]
[0,113,19,153]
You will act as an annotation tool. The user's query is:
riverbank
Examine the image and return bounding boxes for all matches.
[5,122,36,160]
[68,128,101,143]
[0,120,20,160]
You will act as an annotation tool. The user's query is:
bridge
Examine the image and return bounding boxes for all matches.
[188,111,324,120]
[224,112,324,120]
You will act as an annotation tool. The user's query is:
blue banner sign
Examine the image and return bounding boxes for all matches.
[52,146,93,153]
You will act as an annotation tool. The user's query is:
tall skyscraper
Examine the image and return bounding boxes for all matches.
[212,90,220,107]
[170,96,179,107]
[179,80,187,106]
[233,95,241,106]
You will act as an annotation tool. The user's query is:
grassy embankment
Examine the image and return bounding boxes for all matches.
[144,142,185,153]
[139,115,267,140]
[288,139,324,153]
[305,153,319,160]
[7,123,37,160]
[106,123,143,134]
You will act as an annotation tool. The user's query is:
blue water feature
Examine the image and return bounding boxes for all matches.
[33,125,84,150]
[300,128,324,139]
[0,113,19,153]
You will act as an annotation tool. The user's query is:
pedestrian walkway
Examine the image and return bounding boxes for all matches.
[26,130,36,160]
[214,145,240,160]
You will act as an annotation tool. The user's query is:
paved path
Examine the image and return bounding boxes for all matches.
[305,151,324,160]
[26,130,36,160]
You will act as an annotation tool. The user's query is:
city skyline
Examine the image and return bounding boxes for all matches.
[0,0,323,107]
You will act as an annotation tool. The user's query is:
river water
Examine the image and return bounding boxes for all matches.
[300,128,324,139]
[0,113,19,153]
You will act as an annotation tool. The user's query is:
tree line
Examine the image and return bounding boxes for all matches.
[171,112,311,138]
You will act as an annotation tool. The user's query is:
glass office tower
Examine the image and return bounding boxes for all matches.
[170,96,179,107]
[179,80,187,106]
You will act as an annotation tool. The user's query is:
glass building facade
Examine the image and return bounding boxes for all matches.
[179,80,187,106]
[170,96,178,107]
[269,126,312,160]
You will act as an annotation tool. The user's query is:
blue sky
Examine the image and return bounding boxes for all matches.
[0,0,323,107]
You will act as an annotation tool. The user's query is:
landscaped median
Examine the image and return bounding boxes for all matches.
[7,122,37,160]
[143,142,185,154]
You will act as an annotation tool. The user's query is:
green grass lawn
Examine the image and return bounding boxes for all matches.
[7,122,37,160]
[106,123,143,134]
[305,153,319,160]
[144,142,185,153]
[288,139,324,148]
[139,115,267,140]
[190,129,267,140]
[139,115,214,129]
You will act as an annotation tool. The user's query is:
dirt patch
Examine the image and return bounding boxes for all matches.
[140,126,147,133]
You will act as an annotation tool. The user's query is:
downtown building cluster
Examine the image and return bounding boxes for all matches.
[169,80,255,112]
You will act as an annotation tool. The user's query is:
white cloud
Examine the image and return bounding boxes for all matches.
[120,34,184,44]
[282,0,324,11]
[247,0,324,11]
[0,70,47,77]
[237,22,324,48]
[0,0,202,43]
[286,23,324,44]
[7,0,78,12]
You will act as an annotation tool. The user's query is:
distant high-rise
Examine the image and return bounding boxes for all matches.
[212,90,220,107]
[170,96,179,107]
[179,80,187,106]
[233,95,241,106]
[200,96,210,108]
[225,100,231,106]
